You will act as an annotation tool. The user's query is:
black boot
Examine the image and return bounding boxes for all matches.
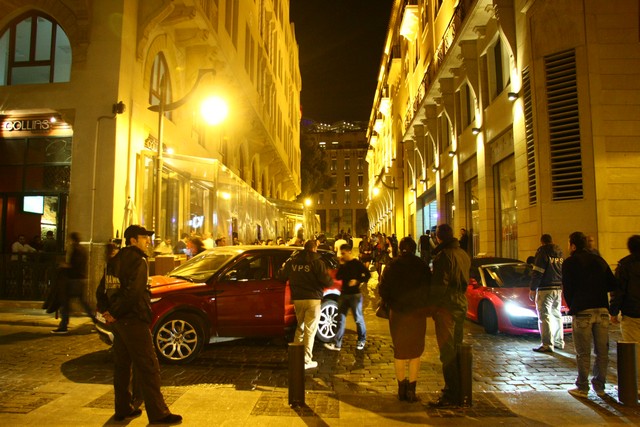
[406,381,420,403]
[397,379,408,401]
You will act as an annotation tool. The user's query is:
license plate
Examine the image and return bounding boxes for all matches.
[562,315,572,325]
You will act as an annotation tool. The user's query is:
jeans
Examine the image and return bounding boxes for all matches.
[572,308,610,392]
[112,318,170,421]
[334,293,366,348]
[433,306,466,402]
[293,299,321,364]
[535,289,564,349]
[620,315,640,387]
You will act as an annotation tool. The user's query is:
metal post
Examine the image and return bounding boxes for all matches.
[618,341,638,406]
[458,342,473,407]
[288,343,305,407]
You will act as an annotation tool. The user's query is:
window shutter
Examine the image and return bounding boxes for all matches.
[522,67,537,205]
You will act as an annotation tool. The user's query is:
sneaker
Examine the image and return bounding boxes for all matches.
[568,388,589,398]
[532,345,553,353]
[554,342,565,350]
[356,341,366,350]
[324,343,341,351]
[51,328,68,334]
[114,408,142,422]
[304,361,318,370]
[150,413,182,425]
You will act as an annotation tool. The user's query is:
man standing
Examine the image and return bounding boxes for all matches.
[100,225,182,424]
[325,244,371,352]
[562,231,617,399]
[418,230,433,265]
[279,240,333,369]
[529,234,565,353]
[430,224,471,407]
[610,235,640,390]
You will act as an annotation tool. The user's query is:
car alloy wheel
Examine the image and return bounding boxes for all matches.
[316,299,338,343]
[154,313,205,364]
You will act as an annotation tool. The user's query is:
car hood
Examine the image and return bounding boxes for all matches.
[488,287,569,312]
[150,275,208,295]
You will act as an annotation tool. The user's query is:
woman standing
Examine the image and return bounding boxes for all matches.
[378,237,431,402]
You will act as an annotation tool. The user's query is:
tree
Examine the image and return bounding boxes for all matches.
[299,131,335,197]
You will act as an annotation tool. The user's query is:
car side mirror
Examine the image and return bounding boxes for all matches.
[469,278,480,288]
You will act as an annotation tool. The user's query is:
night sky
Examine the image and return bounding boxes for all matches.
[290,0,394,124]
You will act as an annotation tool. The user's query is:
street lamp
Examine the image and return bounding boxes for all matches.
[148,68,223,236]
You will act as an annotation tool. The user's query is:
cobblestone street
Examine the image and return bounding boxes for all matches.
[1,303,639,426]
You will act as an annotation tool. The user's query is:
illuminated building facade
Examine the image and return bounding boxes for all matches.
[367,0,640,262]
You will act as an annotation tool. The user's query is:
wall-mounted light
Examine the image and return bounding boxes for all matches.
[419,178,426,183]
[431,166,438,173]
[448,150,456,157]
[472,127,481,135]
[507,92,519,101]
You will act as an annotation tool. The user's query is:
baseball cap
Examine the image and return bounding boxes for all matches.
[124,225,155,242]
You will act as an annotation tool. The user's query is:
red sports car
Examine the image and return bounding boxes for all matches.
[95,246,342,364]
[465,258,572,335]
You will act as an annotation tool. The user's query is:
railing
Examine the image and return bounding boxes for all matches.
[0,253,63,300]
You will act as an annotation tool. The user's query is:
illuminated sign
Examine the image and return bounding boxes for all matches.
[1,115,72,137]
[2,119,52,132]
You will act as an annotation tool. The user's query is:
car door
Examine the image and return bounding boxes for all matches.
[214,252,286,336]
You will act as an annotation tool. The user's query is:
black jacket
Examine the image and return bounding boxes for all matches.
[610,253,640,318]
[336,258,371,295]
[562,249,616,315]
[279,250,333,300]
[530,243,564,291]
[96,245,152,323]
[431,238,471,312]
[378,254,430,313]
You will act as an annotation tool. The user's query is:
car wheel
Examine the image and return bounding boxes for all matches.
[316,299,338,343]
[154,313,205,364]
[482,301,499,334]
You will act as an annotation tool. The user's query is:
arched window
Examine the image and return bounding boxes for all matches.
[0,12,72,85]
[149,53,172,119]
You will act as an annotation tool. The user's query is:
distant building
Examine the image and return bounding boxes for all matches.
[304,121,370,237]
[367,0,640,262]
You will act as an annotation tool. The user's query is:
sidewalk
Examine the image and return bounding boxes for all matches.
[1,303,639,426]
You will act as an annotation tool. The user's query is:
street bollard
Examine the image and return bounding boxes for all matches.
[617,341,638,406]
[457,343,473,407]
[288,343,305,407]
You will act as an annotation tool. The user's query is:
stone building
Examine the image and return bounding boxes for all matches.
[304,121,370,238]
[0,0,301,299]
[367,0,640,262]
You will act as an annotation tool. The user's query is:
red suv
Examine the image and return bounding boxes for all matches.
[95,246,341,364]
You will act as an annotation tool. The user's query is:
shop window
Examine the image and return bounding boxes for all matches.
[0,12,72,85]
[465,177,479,257]
[495,155,517,258]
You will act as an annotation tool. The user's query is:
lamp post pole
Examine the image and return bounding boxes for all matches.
[149,68,217,237]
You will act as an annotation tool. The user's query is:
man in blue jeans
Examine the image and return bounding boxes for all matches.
[562,231,617,399]
[325,244,371,351]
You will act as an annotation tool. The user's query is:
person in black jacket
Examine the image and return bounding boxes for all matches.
[429,224,471,407]
[279,239,334,369]
[610,235,640,389]
[529,234,565,353]
[378,237,431,403]
[324,244,371,352]
[98,225,182,425]
[562,231,617,399]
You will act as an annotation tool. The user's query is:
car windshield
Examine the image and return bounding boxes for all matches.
[481,263,532,288]
[167,249,237,282]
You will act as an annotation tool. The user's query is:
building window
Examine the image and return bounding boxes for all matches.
[344,175,350,187]
[149,53,173,120]
[357,155,364,170]
[330,157,337,171]
[344,189,351,204]
[330,190,337,204]
[0,12,72,85]
[495,155,517,258]
[318,192,324,205]
[357,174,363,187]
[357,189,364,204]
[344,157,350,170]
[465,177,479,257]
[485,37,510,102]
[319,141,326,150]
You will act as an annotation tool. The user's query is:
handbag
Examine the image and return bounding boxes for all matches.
[375,300,389,319]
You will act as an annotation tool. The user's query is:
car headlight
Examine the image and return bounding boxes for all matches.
[150,297,162,303]
[504,302,537,318]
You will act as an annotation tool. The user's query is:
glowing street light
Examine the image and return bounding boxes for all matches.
[304,197,312,207]
[201,96,229,125]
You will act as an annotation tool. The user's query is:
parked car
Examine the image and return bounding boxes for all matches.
[95,246,342,364]
[465,257,572,335]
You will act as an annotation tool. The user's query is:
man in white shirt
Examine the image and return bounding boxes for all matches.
[11,235,36,260]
